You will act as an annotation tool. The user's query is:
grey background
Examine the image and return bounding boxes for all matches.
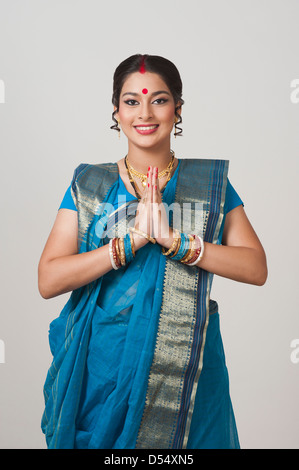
[0,0,298,449]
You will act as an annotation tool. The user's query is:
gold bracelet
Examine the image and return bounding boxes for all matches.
[129,227,156,244]
[115,237,121,262]
[170,236,181,258]
[129,230,135,257]
[118,237,126,266]
[162,229,180,256]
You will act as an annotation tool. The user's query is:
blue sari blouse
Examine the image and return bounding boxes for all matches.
[59,172,243,225]
[58,165,243,247]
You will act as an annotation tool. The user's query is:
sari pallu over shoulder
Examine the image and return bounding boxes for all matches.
[41,158,228,449]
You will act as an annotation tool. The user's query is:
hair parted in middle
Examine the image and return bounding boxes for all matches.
[111,54,184,137]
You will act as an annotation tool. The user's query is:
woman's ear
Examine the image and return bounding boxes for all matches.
[175,102,182,116]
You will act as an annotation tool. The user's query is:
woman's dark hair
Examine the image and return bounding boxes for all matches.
[111,54,184,136]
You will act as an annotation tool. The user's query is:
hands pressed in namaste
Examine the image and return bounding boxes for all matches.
[133,166,174,249]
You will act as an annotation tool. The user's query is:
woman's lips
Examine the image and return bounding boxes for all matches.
[134,125,159,135]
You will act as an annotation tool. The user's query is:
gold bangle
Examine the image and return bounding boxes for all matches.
[129,227,156,244]
[115,237,121,262]
[162,229,180,256]
[129,230,135,257]
[118,237,126,266]
[170,236,181,258]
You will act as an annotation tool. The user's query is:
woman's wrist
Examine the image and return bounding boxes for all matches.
[155,228,176,250]
[131,231,149,250]
[160,230,205,266]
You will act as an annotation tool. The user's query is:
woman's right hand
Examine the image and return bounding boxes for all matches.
[131,166,153,249]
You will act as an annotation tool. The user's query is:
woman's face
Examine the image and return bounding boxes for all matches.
[115,72,180,151]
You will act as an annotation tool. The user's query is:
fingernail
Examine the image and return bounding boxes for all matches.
[148,166,151,171]
[155,185,157,190]
[148,183,150,187]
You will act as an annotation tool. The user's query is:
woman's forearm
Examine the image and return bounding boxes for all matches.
[160,230,267,286]
[196,242,268,286]
[38,244,113,299]
[39,233,267,300]
[38,233,147,299]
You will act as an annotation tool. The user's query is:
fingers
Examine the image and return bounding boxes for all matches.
[145,166,158,237]
[145,166,158,202]
[135,167,151,235]
[137,165,168,241]
[151,166,161,204]
[151,167,166,240]
[147,166,153,204]
[144,166,153,235]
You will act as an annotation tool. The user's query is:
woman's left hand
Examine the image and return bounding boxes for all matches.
[150,166,174,248]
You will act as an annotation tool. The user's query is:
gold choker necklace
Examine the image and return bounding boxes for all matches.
[124,151,175,200]
[125,150,175,188]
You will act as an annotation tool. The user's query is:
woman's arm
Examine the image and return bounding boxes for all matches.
[162,205,267,286]
[38,209,147,299]
[196,205,268,285]
[160,206,268,286]
[150,165,267,286]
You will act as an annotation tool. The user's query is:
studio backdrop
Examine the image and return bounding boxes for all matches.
[0,0,298,449]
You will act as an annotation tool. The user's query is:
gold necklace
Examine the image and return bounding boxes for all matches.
[126,150,175,188]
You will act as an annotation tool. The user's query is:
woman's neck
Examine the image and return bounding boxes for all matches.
[126,142,174,173]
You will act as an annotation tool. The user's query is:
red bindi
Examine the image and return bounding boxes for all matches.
[142,88,148,94]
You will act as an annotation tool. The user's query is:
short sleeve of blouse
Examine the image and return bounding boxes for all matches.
[224,179,244,215]
[58,185,77,211]
[58,164,89,211]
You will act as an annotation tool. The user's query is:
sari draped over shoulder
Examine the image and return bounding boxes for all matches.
[41,158,240,449]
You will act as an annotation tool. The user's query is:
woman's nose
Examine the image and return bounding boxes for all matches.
[138,102,153,121]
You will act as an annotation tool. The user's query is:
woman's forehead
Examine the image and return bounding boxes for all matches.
[121,72,170,93]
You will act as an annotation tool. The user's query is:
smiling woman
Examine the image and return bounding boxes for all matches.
[111,54,184,141]
[117,75,176,143]
[39,53,267,450]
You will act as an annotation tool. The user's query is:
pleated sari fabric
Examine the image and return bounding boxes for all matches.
[41,158,240,449]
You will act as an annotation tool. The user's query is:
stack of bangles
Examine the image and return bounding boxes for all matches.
[108,228,204,270]
[108,227,156,270]
[161,229,205,266]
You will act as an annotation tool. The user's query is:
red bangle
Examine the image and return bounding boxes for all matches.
[185,248,201,265]
[184,234,201,265]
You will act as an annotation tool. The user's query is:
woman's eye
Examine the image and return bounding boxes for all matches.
[124,99,139,106]
[153,98,168,104]
[124,97,168,106]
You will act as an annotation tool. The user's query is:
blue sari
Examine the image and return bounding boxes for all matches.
[41,158,240,449]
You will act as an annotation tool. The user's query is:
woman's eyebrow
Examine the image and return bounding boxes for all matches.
[122,90,171,97]
[151,90,171,97]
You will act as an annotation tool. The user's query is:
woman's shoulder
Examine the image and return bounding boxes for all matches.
[58,162,119,212]
[72,161,118,181]
[179,157,229,166]
[179,158,243,214]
